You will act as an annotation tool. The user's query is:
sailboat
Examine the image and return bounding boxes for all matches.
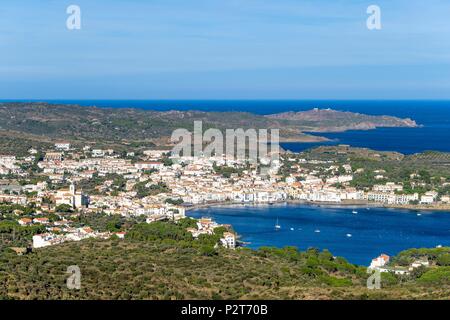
[275,217,281,230]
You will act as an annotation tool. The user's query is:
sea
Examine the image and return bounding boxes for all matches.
[5,99,450,264]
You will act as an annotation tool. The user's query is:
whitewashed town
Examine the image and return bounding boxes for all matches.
[0,141,449,252]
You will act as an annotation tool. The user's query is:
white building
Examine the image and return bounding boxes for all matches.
[143,150,168,158]
[420,191,438,204]
[367,192,418,205]
[308,190,341,203]
[55,142,71,151]
[92,149,105,157]
[378,266,410,275]
[326,175,353,184]
[33,233,61,248]
[369,254,390,269]
[411,260,430,269]
[221,232,236,249]
[134,162,164,171]
[373,183,403,193]
[55,184,89,209]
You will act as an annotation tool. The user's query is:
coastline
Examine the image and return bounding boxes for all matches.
[278,134,331,143]
[184,199,450,213]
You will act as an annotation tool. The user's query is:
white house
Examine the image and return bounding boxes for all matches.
[411,260,430,269]
[220,232,236,249]
[55,142,71,151]
[143,150,168,158]
[308,190,341,203]
[44,152,63,162]
[33,217,49,225]
[326,175,353,184]
[92,149,105,157]
[369,254,390,269]
[33,233,60,248]
[134,162,164,171]
[378,266,410,275]
[373,183,403,193]
[420,191,438,204]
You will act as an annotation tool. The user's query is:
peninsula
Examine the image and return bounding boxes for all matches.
[0,103,418,154]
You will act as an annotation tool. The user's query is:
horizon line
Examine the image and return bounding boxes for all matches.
[2,99,450,102]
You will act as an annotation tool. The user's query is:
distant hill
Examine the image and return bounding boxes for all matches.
[266,108,418,132]
[0,103,419,153]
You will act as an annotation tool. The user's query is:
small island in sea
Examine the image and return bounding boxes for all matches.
[0,102,449,300]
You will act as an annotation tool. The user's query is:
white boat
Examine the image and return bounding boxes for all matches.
[290,227,294,231]
[352,210,358,214]
[275,217,281,230]
[417,213,422,216]
[346,233,352,237]
[314,229,321,233]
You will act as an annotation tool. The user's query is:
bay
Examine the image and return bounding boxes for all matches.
[188,203,450,266]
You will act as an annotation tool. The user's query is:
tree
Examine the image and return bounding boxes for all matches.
[176,218,197,229]
[106,216,123,232]
[165,198,184,205]
[56,204,73,213]
[162,158,173,167]
[437,253,450,266]
[200,245,217,256]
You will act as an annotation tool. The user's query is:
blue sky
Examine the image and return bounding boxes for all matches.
[1,0,450,99]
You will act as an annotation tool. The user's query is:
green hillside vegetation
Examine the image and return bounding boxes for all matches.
[0,220,449,300]
[0,130,53,156]
[0,102,292,146]
[0,103,420,153]
[392,247,450,266]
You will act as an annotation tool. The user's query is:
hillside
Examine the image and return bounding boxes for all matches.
[0,103,419,154]
[280,145,450,197]
[0,236,449,300]
[266,108,418,132]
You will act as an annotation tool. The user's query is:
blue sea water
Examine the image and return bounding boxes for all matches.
[188,204,450,266]
[5,99,449,154]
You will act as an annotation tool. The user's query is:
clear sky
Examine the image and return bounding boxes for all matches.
[1,0,450,99]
